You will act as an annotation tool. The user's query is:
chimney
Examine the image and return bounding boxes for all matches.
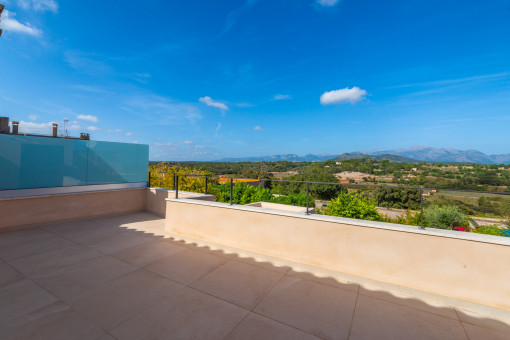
[12,121,19,134]
[52,123,58,137]
[0,117,9,134]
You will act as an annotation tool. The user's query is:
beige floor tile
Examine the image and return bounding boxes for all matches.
[94,334,117,340]
[191,260,284,309]
[96,213,163,228]
[46,220,129,245]
[0,302,107,340]
[226,312,321,340]
[462,322,510,340]
[124,224,167,238]
[35,255,137,300]
[44,219,102,235]
[0,232,75,262]
[0,228,52,248]
[0,280,58,325]
[146,248,228,285]
[9,244,102,279]
[456,308,510,334]
[66,269,184,331]
[85,231,153,254]
[190,245,239,259]
[254,276,357,340]
[111,287,249,340]
[110,239,186,267]
[237,256,291,274]
[288,269,360,293]
[349,295,468,340]
[358,286,459,319]
[0,262,24,288]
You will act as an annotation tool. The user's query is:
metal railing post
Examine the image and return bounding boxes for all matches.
[175,175,179,199]
[173,173,176,190]
[420,189,424,229]
[230,178,234,205]
[148,171,151,187]
[205,176,208,195]
[306,182,310,215]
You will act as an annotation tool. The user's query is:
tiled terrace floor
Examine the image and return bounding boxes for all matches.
[1,212,509,340]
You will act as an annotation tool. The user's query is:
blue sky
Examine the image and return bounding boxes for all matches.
[1,0,509,160]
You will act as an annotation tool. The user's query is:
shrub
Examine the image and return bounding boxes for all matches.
[271,192,314,207]
[423,205,468,230]
[323,192,382,221]
[214,183,272,205]
[382,209,421,226]
[213,183,314,207]
[473,226,503,236]
[370,187,421,210]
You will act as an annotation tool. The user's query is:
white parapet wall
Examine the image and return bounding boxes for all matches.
[165,198,510,311]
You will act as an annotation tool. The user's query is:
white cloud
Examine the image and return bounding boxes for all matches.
[126,95,202,125]
[76,114,98,123]
[114,129,122,133]
[64,51,112,75]
[253,126,263,131]
[199,96,229,111]
[320,86,367,105]
[214,123,222,138]
[273,94,291,100]
[317,0,340,7]
[70,84,110,94]
[125,132,133,136]
[28,114,39,120]
[19,0,59,13]
[215,0,258,40]
[0,10,42,36]
[87,126,99,131]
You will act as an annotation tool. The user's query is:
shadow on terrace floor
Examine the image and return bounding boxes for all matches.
[0,212,509,340]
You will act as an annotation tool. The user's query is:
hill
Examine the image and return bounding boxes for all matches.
[332,153,418,163]
[364,146,510,164]
[217,154,336,162]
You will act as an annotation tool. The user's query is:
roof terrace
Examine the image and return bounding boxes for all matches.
[1,132,510,339]
[1,212,509,340]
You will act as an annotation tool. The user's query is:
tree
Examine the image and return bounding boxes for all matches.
[424,205,468,230]
[370,187,421,210]
[277,165,346,200]
[323,192,382,221]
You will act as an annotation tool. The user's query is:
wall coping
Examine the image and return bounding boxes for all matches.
[149,187,215,200]
[0,182,147,200]
[166,198,510,247]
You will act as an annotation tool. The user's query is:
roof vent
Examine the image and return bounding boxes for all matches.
[0,117,9,134]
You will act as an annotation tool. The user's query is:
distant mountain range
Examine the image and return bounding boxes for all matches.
[217,154,336,162]
[332,153,418,163]
[216,147,510,164]
[361,146,510,164]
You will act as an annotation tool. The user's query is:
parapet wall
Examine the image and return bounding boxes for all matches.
[146,188,214,217]
[164,198,510,311]
[0,188,147,231]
